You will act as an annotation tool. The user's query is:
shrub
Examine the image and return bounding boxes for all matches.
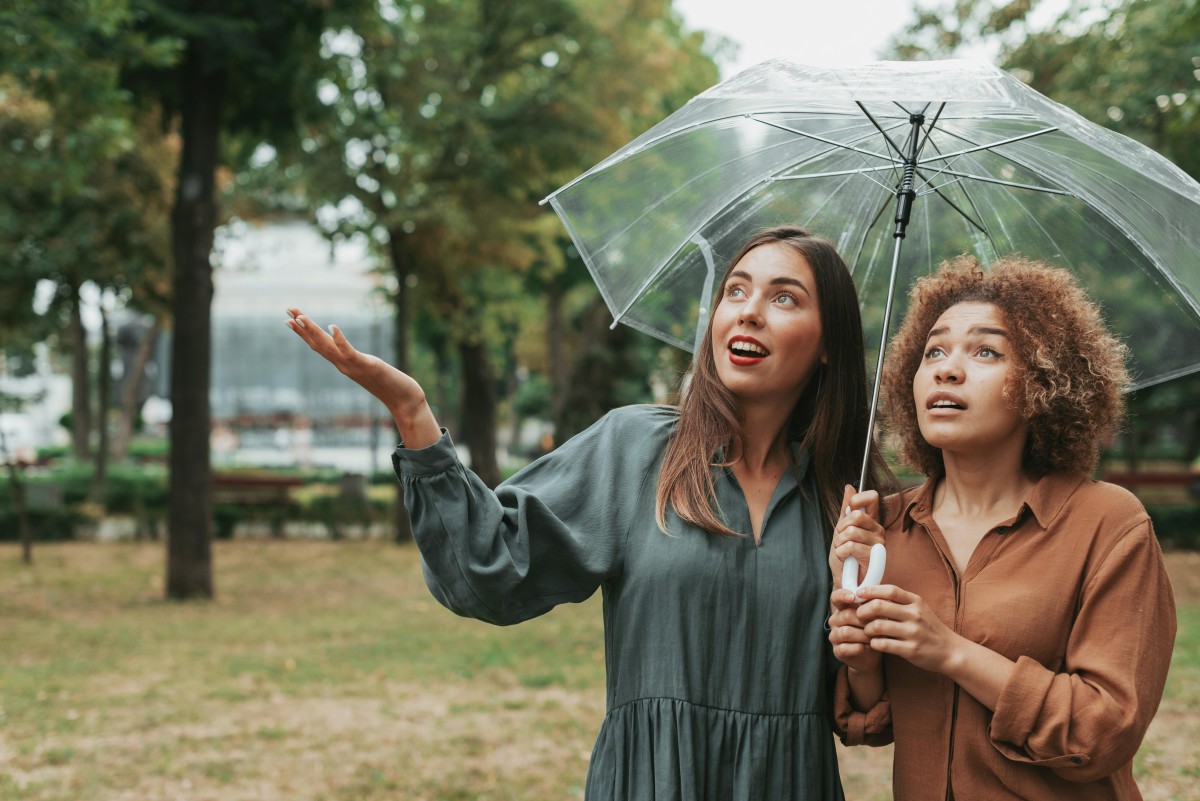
[1147,504,1200,551]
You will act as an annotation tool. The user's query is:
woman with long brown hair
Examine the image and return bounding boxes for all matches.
[288,225,888,800]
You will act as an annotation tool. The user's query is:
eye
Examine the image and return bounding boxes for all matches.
[978,346,1002,358]
[923,345,944,359]
[773,292,798,306]
[725,285,746,299]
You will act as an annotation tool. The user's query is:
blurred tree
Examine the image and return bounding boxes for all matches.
[116,0,373,598]
[0,5,175,508]
[288,0,718,488]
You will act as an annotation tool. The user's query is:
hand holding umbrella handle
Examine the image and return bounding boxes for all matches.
[841,543,887,598]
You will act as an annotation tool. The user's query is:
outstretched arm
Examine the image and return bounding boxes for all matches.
[285,308,441,449]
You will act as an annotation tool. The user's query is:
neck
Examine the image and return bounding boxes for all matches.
[734,399,794,473]
[936,441,1034,517]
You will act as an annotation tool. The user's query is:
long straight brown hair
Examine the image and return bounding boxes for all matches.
[655,226,890,537]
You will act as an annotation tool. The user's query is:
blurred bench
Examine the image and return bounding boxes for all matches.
[1103,471,1200,502]
[212,473,304,538]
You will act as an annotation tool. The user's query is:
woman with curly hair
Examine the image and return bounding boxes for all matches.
[826,255,1177,800]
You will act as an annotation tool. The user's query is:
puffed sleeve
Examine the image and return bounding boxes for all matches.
[987,518,1177,781]
[392,406,668,626]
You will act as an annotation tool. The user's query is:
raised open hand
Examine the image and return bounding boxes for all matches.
[285,308,440,448]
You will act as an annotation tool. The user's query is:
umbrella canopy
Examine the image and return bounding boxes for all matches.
[542,59,1200,394]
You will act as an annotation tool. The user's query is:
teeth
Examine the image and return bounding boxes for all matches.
[932,400,961,408]
[731,341,767,356]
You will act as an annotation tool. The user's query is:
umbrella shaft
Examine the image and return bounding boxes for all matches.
[860,115,925,490]
[893,114,925,240]
[860,217,908,491]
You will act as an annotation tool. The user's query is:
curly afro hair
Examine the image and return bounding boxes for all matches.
[881,255,1131,478]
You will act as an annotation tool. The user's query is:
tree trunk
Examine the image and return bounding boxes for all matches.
[166,48,223,600]
[432,335,454,437]
[386,230,414,543]
[0,422,34,564]
[89,301,112,506]
[112,317,164,463]
[459,338,501,488]
[546,281,567,441]
[69,287,92,462]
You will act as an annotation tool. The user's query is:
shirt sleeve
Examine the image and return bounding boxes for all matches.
[987,518,1177,781]
[831,663,894,746]
[392,407,659,626]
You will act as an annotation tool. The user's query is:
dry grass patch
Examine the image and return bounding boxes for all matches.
[0,541,1195,800]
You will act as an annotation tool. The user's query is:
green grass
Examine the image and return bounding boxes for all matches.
[0,542,1196,800]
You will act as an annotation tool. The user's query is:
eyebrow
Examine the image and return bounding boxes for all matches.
[728,270,812,296]
[927,325,1010,338]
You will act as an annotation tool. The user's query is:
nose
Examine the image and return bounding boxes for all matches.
[737,295,765,327]
[933,354,963,383]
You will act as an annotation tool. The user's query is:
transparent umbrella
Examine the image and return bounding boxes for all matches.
[542,59,1200,485]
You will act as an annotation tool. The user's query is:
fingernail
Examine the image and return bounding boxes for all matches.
[296,318,307,329]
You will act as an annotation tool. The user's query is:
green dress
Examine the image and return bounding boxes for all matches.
[392,404,845,801]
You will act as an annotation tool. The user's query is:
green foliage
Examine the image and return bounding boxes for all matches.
[268,0,720,439]
[1148,503,1200,550]
[0,1,176,326]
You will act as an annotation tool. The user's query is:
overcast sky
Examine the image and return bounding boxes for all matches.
[673,0,924,78]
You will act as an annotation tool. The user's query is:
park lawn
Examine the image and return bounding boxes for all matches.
[0,541,1196,801]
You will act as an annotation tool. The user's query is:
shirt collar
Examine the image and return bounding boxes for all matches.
[900,471,1086,533]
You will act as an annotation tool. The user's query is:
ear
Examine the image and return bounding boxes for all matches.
[820,349,828,365]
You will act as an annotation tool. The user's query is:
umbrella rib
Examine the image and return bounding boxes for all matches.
[917,126,1060,164]
[923,167,1070,196]
[914,170,993,239]
[915,118,998,242]
[748,115,899,164]
[854,102,907,160]
[848,192,897,275]
[770,164,898,194]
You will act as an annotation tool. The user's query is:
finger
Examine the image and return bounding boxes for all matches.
[832,642,869,660]
[827,607,864,628]
[855,583,915,605]
[835,534,873,561]
[841,508,883,533]
[839,484,856,519]
[853,598,909,624]
[285,309,309,330]
[298,315,338,351]
[864,617,913,640]
[829,620,871,644]
[830,588,860,608]
[848,489,881,518]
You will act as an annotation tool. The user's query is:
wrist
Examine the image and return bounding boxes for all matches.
[388,393,430,428]
[939,635,969,678]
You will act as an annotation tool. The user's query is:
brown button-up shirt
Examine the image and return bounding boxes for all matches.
[834,473,1177,801]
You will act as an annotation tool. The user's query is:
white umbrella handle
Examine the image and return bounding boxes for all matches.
[841,543,887,597]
